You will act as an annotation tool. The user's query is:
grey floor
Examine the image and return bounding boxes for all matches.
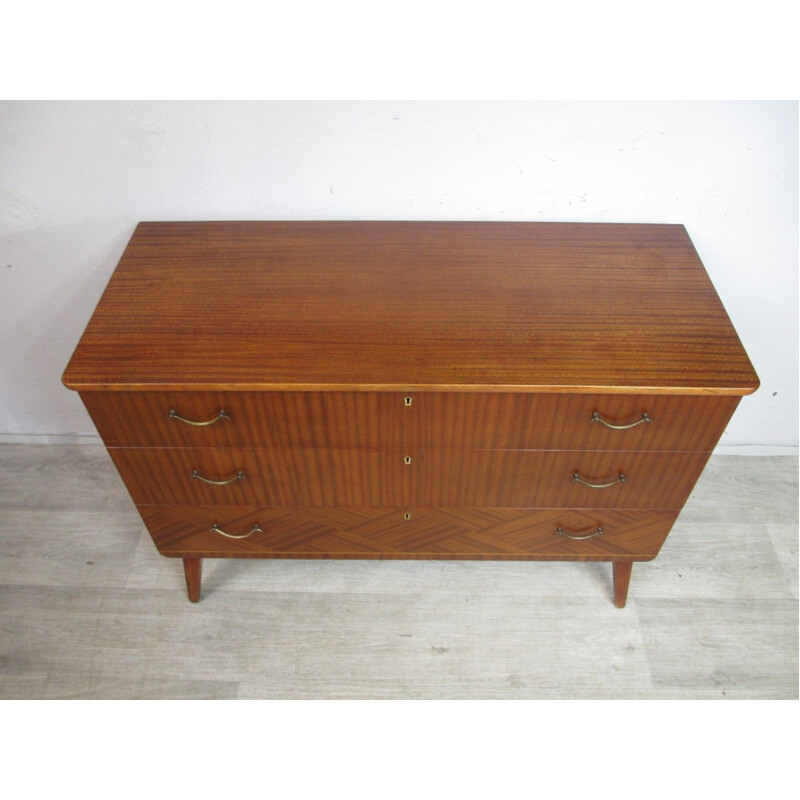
[0,443,796,699]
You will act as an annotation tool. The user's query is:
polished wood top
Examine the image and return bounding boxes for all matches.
[62,221,758,394]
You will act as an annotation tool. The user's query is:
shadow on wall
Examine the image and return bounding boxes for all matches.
[1,219,136,436]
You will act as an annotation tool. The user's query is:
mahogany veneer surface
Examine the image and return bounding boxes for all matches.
[108,446,710,509]
[62,221,758,604]
[80,391,740,452]
[62,221,758,395]
[142,506,679,560]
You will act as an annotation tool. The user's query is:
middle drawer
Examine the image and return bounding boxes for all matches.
[108,447,711,508]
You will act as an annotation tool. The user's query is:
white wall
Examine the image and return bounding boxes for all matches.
[0,101,796,449]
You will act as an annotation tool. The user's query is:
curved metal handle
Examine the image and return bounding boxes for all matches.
[169,409,231,426]
[211,522,262,540]
[557,526,605,540]
[572,471,626,489]
[591,411,651,430]
[192,469,246,486]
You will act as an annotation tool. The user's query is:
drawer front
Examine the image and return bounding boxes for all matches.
[415,449,710,508]
[411,393,738,452]
[81,391,408,449]
[109,447,413,506]
[108,447,709,508]
[140,506,679,560]
[81,391,738,452]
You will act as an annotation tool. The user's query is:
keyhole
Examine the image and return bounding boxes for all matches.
[404,512,411,520]
[404,396,412,406]
[404,456,412,465]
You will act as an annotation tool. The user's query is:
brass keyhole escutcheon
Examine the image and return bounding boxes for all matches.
[404,396,412,406]
[404,512,411,520]
[404,456,412,465]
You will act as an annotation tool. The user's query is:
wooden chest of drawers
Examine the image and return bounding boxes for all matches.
[62,221,758,606]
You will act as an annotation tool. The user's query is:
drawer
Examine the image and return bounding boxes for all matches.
[414,449,709,508]
[109,447,413,506]
[80,391,408,448]
[140,506,679,560]
[108,447,710,508]
[81,391,738,452]
[412,393,739,452]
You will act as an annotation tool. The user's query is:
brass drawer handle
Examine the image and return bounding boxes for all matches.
[591,411,651,430]
[192,469,246,485]
[211,522,262,540]
[169,408,231,426]
[557,525,605,540]
[572,471,626,489]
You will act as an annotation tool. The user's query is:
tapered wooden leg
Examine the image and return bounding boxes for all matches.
[612,562,633,608]
[183,557,202,603]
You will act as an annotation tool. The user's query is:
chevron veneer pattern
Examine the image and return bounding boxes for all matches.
[140,506,679,561]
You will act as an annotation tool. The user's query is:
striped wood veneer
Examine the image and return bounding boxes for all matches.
[108,447,712,509]
[81,391,740,452]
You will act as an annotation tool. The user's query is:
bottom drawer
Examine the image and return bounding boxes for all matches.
[139,506,679,561]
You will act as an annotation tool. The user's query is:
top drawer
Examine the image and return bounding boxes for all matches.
[80,391,739,452]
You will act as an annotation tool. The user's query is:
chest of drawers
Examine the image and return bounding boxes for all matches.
[62,221,758,606]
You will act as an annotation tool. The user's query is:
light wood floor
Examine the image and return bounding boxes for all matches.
[0,444,796,699]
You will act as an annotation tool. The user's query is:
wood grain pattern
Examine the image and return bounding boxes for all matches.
[416,448,710,508]
[106,446,710,508]
[183,557,201,602]
[139,506,679,560]
[80,390,739,452]
[59,222,759,605]
[62,221,758,394]
[81,391,408,449]
[613,562,633,608]
[415,393,738,452]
